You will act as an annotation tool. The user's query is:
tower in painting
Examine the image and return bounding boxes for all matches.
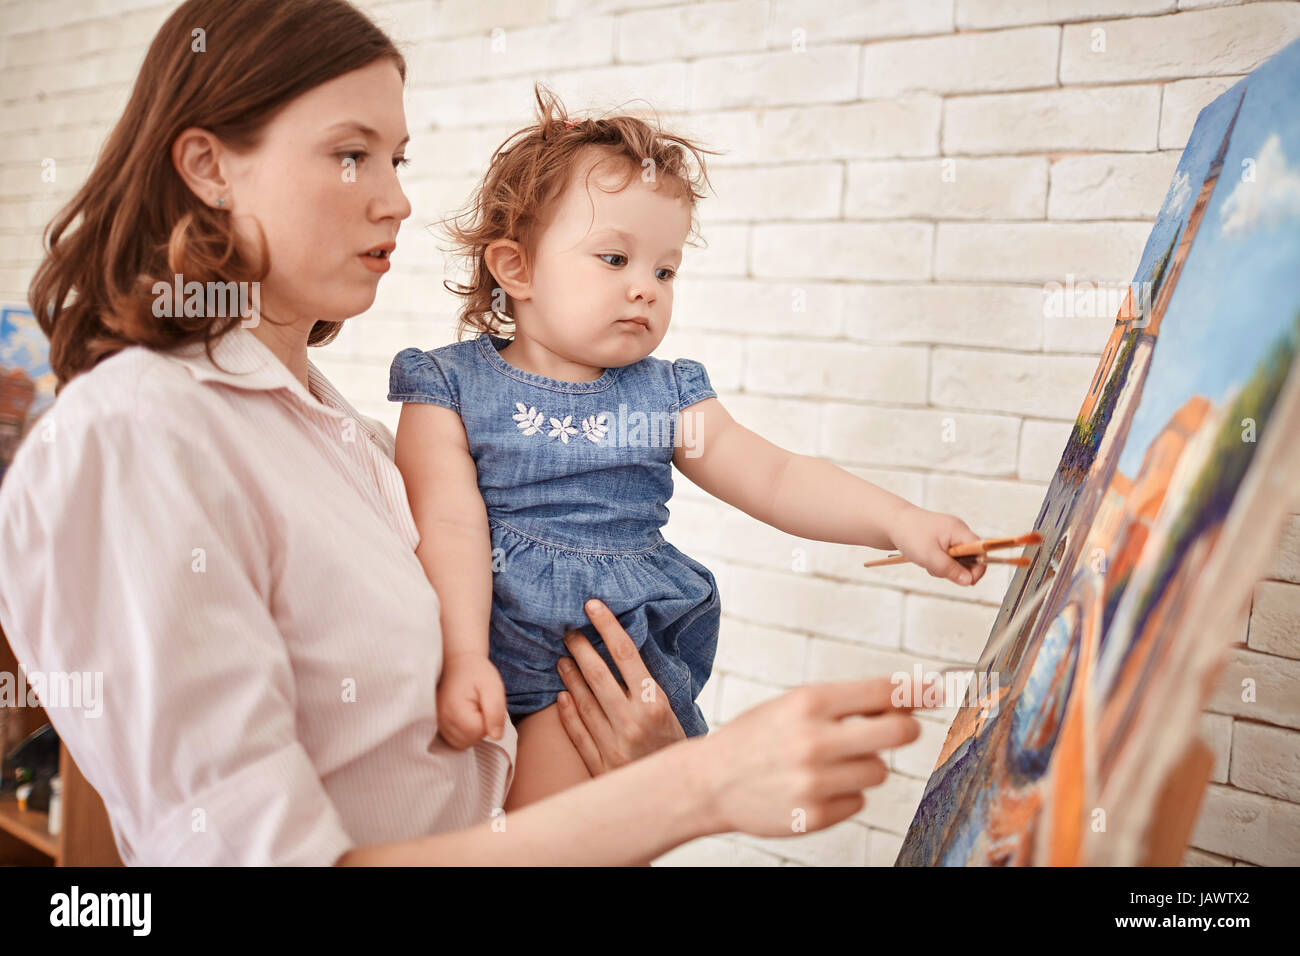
[1078,84,1246,429]
[1085,84,1246,504]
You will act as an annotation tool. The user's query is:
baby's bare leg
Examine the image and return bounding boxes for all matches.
[503,702,592,811]
[504,702,659,865]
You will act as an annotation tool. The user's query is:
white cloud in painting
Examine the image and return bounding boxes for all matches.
[0,310,49,372]
[1220,133,1300,238]
[1161,169,1192,219]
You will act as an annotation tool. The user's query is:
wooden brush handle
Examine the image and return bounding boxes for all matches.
[863,531,1042,569]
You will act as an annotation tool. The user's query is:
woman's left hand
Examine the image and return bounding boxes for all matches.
[554,598,687,775]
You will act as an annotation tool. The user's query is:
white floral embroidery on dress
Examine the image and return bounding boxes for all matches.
[512,402,545,435]
[512,402,608,445]
[549,415,578,443]
[581,414,609,443]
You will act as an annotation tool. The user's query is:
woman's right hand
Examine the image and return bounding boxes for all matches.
[691,676,935,838]
[553,598,687,774]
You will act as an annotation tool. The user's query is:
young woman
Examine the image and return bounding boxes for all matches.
[0,0,942,865]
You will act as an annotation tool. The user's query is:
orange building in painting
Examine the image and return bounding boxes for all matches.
[1104,396,1212,587]
[1078,288,1140,425]
[0,367,36,468]
[1091,471,1133,559]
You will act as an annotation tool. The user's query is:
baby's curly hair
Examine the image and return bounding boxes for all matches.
[440,83,719,340]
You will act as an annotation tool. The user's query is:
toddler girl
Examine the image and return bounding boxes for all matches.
[388,87,986,809]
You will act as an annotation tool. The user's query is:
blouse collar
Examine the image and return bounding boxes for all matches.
[165,323,391,452]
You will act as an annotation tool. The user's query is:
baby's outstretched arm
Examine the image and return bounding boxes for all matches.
[393,402,507,746]
[672,398,986,587]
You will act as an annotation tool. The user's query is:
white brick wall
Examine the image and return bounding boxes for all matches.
[2,0,1297,867]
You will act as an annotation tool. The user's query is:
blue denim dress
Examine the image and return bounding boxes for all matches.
[388,332,720,737]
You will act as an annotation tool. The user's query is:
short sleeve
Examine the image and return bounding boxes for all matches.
[669,357,717,410]
[0,413,356,866]
[388,347,458,411]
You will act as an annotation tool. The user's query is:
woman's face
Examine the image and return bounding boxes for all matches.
[221,59,412,328]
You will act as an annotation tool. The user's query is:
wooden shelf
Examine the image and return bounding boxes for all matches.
[1,623,122,866]
[0,792,57,858]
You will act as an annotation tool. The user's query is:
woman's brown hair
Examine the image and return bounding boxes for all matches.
[441,84,719,340]
[29,0,406,392]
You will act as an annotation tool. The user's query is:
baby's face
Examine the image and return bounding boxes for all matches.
[522,152,691,369]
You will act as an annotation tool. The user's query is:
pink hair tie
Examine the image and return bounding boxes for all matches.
[564,118,583,129]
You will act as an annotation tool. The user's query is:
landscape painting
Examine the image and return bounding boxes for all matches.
[897,38,1300,866]
[0,306,56,482]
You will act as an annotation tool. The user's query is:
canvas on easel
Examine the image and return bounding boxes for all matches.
[897,37,1300,866]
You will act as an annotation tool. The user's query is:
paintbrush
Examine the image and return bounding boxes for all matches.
[958,555,1031,568]
[862,531,1043,569]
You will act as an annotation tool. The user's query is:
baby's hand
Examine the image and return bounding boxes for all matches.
[436,653,508,749]
[888,505,987,587]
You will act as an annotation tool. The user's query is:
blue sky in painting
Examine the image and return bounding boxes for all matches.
[0,305,56,407]
[1116,38,1300,478]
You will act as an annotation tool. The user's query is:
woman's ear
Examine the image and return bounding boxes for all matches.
[484,239,532,305]
[172,127,233,210]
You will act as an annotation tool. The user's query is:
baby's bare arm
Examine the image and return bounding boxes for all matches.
[393,403,493,663]
[672,398,911,551]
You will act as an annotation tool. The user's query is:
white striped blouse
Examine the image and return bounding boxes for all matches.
[0,323,516,865]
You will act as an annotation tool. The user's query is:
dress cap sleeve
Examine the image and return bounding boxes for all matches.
[388,347,459,411]
[670,357,716,410]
